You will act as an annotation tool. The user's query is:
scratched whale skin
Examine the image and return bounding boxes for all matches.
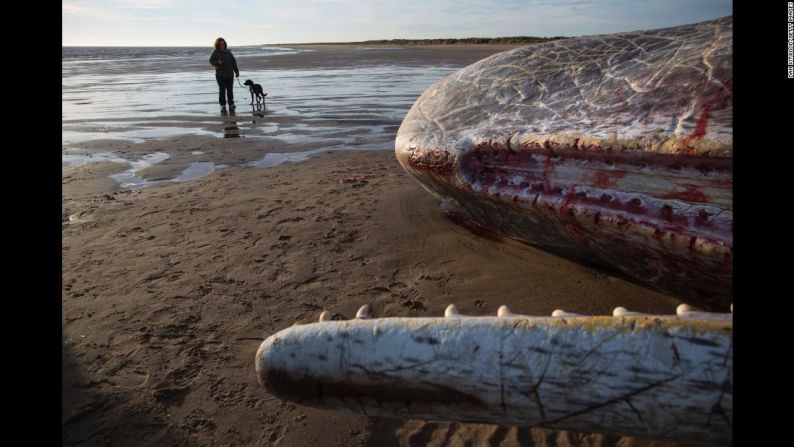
[395,17,732,306]
[256,305,732,445]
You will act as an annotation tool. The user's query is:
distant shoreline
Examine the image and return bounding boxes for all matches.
[62,37,568,49]
[269,36,566,46]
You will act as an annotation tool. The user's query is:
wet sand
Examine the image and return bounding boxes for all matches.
[63,147,693,446]
[63,44,697,446]
[63,44,528,163]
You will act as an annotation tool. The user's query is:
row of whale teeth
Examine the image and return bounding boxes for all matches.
[318,303,733,322]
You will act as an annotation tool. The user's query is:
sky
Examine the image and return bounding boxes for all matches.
[62,0,732,47]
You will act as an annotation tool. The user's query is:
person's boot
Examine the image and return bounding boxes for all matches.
[229,102,236,112]
[220,106,228,116]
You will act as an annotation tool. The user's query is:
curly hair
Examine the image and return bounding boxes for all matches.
[214,37,227,50]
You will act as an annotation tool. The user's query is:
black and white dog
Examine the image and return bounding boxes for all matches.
[243,79,267,105]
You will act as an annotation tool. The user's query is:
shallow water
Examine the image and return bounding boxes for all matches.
[245,148,333,169]
[62,45,497,185]
[63,47,458,148]
[62,148,337,189]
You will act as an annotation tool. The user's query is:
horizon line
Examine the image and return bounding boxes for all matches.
[62,36,567,48]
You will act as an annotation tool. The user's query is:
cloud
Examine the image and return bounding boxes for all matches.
[62,3,92,14]
[110,0,175,9]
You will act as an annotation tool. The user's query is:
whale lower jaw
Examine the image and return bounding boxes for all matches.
[256,304,732,445]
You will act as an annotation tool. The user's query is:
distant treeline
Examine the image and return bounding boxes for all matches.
[359,36,565,45]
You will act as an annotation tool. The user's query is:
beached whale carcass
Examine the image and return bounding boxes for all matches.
[395,17,732,306]
[255,18,733,445]
[256,304,732,445]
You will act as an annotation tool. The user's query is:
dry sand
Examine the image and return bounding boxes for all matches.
[63,146,692,446]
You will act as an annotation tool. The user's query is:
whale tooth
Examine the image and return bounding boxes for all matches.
[552,309,584,317]
[613,306,647,317]
[674,303,732,322]
[319,310,331,322]
[676,304,700,315]
[497,305,513,317]
[356,304,371,319]
[445,304,460,317]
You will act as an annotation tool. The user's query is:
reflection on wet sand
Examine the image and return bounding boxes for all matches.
[250,102,266,119]
[223,114,240,138]
[219,103,268,138]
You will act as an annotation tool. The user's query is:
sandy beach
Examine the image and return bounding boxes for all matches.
[63,148,688,446]
[63,44,695,446]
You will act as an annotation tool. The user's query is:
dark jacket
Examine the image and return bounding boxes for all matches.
[210,49,239,78]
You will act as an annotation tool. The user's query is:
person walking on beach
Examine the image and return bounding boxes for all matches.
[209,37,239,115]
